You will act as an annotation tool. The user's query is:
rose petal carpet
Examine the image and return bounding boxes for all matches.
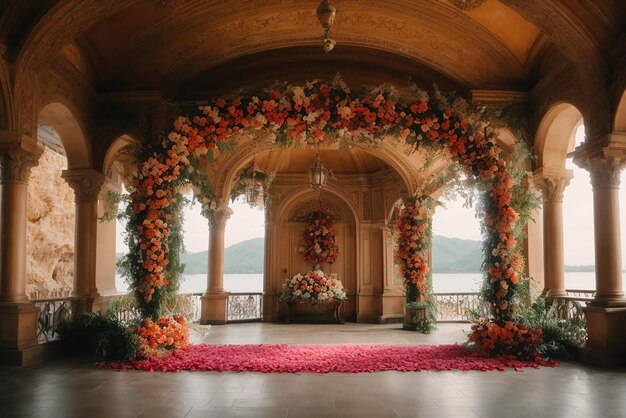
[100,344,558,373]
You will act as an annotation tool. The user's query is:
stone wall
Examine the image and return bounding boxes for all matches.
[26,147,75,299]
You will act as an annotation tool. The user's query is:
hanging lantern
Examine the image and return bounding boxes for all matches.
[244,162,265,207]
[309,155,332,189]
[316,0,337,53]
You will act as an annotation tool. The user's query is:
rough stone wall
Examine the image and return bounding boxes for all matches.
[26,147,75,299]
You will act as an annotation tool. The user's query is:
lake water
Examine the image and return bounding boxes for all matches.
[115,272,626,294]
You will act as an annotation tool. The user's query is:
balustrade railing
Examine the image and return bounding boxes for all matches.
[565,289,595,300]
[227,292,263,322]
[432,292,483,322]
[33,297,77,343]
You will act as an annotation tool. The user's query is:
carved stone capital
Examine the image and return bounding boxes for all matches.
[573,133,626,190]
[581,157,624,190]
[532,168,573,203]
[0,133,43,183]
[208,207,233,231]
[62,169,106,204]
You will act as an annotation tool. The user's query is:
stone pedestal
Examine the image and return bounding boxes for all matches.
[200,293,228,325]
[0,302,44,365]
[580,306,626,367]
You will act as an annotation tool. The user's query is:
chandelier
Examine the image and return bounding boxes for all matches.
[309,155,333,189]
[243,162,265,207]
[316,0,337,53]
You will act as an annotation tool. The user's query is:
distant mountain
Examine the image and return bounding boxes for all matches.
[182,237,264,274]
[117,236,608,275]
[432,236,483,273]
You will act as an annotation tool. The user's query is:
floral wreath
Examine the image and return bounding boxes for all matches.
[299,210,339,267]
[121,77,535,358]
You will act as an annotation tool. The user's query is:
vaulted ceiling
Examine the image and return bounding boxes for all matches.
[1,0,623,99]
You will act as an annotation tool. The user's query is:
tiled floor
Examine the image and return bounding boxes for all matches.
[1,323,625,418]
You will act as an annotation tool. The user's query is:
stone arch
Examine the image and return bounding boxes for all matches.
[271,186,359,321]
[95,133,142,295]
[214,134,420,205]
[102,133,141,182]
[37,102,90,169]
[535,103,584,169]
[614,89,626,133]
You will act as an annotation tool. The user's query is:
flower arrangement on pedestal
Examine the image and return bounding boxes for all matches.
[281,270,346,303]
[299,210,339,267]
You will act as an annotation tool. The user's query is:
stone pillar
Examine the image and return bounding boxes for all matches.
[574,133,626,367]
[62,169,106,314]
[200,207,233,324]
[0,134,44,366]
[533,168,573,298]
[380,225,403,322]
[96,180,122,296]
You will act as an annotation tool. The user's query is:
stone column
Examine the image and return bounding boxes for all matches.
[576,157,625,304]
[200,207,233,324]
[533,168,573,298]
[62,169,105,314]
[381,225,403,322]
[0,134,44,366]
[573,133,626,367]
[95,180,121,296]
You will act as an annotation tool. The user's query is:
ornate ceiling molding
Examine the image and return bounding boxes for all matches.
[447,0,487,10]
[104,1,522,90]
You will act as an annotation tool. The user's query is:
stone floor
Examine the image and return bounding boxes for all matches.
[1,323,625,418]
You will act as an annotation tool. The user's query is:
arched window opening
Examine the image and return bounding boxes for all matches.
[27,125,75,300]
[563,124,595,291]
[431,191,482,294]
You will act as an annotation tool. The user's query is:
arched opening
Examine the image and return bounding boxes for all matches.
[431,190,482,294]
[535,103,584,170]
[37,102,90,169]
[563,123,595,291]
[100,134,140,295]
[26,125,74,299]
[26,100,92,299]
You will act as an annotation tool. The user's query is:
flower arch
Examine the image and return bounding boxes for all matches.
[125,79,525,334]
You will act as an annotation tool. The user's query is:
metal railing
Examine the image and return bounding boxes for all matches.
[33,297,77,343]
[227,292,263,322]
[432,292,482,322]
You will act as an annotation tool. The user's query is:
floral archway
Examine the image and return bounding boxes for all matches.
[121,78,532,358]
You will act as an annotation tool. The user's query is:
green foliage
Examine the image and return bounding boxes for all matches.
[57,309,138,361]
[517,295,587,359]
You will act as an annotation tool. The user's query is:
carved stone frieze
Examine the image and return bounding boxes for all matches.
[208,207,233,230]
[288,198,344,222]
[106,1,520,88]
[62,169,106,203]
[446,0,487,10]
